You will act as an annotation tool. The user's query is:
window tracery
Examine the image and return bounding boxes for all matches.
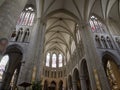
[89,16,105,33]
[17,6,35,26]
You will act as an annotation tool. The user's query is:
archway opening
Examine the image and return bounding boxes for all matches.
[49,81,56,90]
[102,54,120,89]
[59,80,63,90]
[73,68,81,90]
[43,80,48,90]
[68,75,72,90]
[81,60,91,90]
[0,45,23,90]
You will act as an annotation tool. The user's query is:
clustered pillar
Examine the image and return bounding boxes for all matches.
[79,21,110,90]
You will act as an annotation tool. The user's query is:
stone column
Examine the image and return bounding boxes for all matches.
[79,75,87,90]
[17,18,43,87]
[31,0,45,81]
[50,53,52,67]
[35,23,46,81]
[0,0,28,39]
[56,54,59,68]
[72,80,77,90]
[79,21,110,90]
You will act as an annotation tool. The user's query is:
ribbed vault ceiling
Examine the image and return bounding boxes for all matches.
[44,12,76,54]
[41,0,120,54]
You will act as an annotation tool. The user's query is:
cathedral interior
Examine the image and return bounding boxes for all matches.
[0,0,120,90]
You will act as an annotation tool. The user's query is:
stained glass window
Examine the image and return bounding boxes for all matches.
[52,54,57,68]
[17,6,35,26]
[46,53,50,67]
[0,55,9,80]
[59,54,63,67]
[89,16,105,33]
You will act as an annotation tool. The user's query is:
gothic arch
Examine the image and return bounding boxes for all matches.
[68,75,72,90]
[58,80,63,90]
[5,44,23,54]
[72,68,81,90]
[80,59,91,90]
[102,51,120,66]
[95,35,101,48]
[49,81,56,90]
[22,28,30,42]
[44,80,48,90]
[102,52,120,89]
[0,44,23,90]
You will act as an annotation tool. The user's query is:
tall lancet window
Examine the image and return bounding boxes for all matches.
[17,6,35,26]
[0,55,9,80]
[46,53,50,67]
[59,54,63,67]
[52,54,57,68]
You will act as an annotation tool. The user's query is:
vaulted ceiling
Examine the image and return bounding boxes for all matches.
[44,12,76,54]
[38,0,120,55]
[40,0,120,20]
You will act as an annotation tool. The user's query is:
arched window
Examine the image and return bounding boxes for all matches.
[75,24,81,44]
[15,28,23,42]
[101,36,108,48]
[22,29,30,42]
[17,6,35,26]
[71,40,76,54]
[59,54,63,67]
[67,51,70,62]
[17,12,25,25]
[11,31,17,41]
[89,16,105,33]
[116,37,120,48]
[0,55,9,80]
[28,12,35,26]
[64,59,66,65]
[46,53,50,67]
[52,54,57,68]
[106,37,113,49]
[95,35,101,48]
